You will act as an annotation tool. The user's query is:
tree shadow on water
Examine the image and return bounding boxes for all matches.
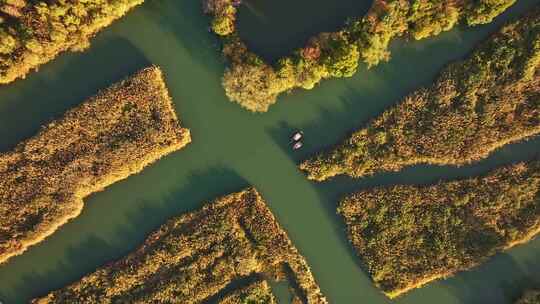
[266,79,426,167]
[112,166,250,250]
[266,106,540,304]
[0,36,150,152]
[306,172,540,304]
[0,235,115,303]
[265,82,540,283]
[234,0,373,63]
[140,0,224,73]
[0,167,249,303]
[437,246,540,304]
[303,138,540,267]
[265,88,380,166]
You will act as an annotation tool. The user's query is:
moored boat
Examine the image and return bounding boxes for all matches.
[291,130,304,142]
[293,141,303,150]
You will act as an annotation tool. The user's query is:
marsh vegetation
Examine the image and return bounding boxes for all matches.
[339,160,540,298]
[300,8,540,181]
[34,189,327,304]
[0,67,191,265]
[204,0,518,112]
[0,0,145,84]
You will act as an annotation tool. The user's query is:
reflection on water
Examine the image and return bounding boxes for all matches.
[0,0,539,303]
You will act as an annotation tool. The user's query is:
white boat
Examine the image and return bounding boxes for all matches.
[293,141,303,150]
[291,131,304,142]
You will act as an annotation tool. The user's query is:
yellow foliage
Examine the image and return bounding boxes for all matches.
[339,160,540,298]
[0,0,145,84]
[300,10,540,181]
[205,0,521,112]
[0,66,191,265]
[33,189,327,304]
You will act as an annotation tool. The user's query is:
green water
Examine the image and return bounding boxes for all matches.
[0,1,539,303]
[236,0,372,61]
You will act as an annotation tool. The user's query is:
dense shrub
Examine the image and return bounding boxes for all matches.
[300,9,540,181]
[339,160,540,298]
[466,0,517,25]
[221,37,285,112]
[0,0,145,84]
[0,67,192,265]
[204,0,519,112]
[322,34,360,78]
[34,189,327,304]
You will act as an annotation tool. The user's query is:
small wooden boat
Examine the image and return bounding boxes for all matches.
[291,130,304,142]
[293,141,303,150]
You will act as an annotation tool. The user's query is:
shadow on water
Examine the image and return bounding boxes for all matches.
[235,0,538,63]
[269,280,293,304]
[315,139,540,303]
[436,249,540,304]
[267,88,399,162]
[265,67,419,159]
[1,0,540,304]
[294,137,540,304]
[0,36,150,152]
[265,34,475,160]
[3,236,116,302]
[266,62,540,178]
[300,135,540,237]
[257,5,540,298]
[0,167,248,303]
[236,0,373,62]
[264,35,540,298]
[266,73,540,303]
[139,0,224,75]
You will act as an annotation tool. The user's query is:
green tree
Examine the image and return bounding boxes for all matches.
[323,37,360,78]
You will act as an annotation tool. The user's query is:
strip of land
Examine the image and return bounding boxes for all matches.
[516,289,540,304]
[0,66,191,264]
[33,188,328,304]
[338,160,540,299]
[204,0,518,112]
[300,8,540,181]
[0,0,145,84]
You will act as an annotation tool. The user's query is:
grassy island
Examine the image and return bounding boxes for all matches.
[338,160,540,298]
[300,8,540,181]
[516,289,540,304]
[204,0,518,112]
[0,66,191,265]
[0,0,145,84]
[34,188,327,304]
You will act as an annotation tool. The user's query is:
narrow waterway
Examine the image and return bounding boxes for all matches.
[0,1,539,303]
